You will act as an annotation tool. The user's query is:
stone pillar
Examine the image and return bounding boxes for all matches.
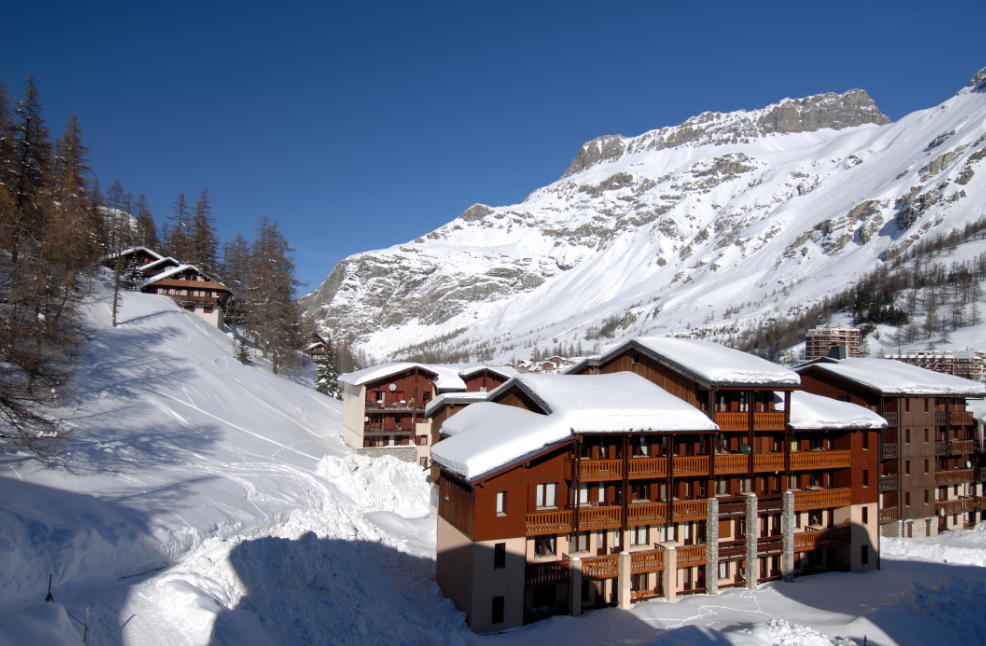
[661,544,677,602]
[617,551,632,609]
[706,498,719,595]
[782,491,795,582]
[569,557,582,617]
[745,492,758,590]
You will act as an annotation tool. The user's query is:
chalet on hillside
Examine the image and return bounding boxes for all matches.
[101,246,164,269]
[142,264,232,329]
[303,332,331,361]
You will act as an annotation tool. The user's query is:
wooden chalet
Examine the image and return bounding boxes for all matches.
[137,256,181,278]
[101,246,164,269]
[796,357,986,538]
[141,264,232,329]
[303,332,331,361]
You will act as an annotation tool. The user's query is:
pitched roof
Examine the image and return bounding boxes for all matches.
[796,358,986,397]
[102,246,164,263]
[424,391,492,418]
[142,265,229,292]
[786,391,887,430]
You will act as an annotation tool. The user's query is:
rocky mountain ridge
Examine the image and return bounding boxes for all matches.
[301,66,986,364]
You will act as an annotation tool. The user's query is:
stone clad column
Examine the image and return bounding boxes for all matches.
[661,544,677,602]
[782,491,795,582]
[569,557,582,617]
[745,492,758,590]
[706,498,719,595]
[617,551,632,609]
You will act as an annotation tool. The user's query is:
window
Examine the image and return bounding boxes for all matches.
[905,492,911,507]
[630,525,649,546]
[496,491,507,516]
[905,460,911,475]
[925,398,930,413]
[578,483,589,505]
[492,596,504,624]
[718,561,729,579]
[632,482,650,502]
[862,507,869,524]
[905,399,911,413]
[924,459,929,474]
[862,433,869,450]
[924,429,929,443]
[395,391,404,401]
[535,483,557,509]
[494,543,506,569]
[574,532,589,553]
[905,429,911,444]
[861,546,869,565]
[862,470,869,488]
[924,490,929,504]
[534,535,556,557]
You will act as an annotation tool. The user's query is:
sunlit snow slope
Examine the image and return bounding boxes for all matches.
[303,65,986,362]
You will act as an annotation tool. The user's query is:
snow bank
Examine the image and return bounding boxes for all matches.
[646,618,855,646]
[898,576,986,644]
[0,603,85,646]
[882,523,986,566]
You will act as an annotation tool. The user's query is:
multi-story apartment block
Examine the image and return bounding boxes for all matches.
[886,350,985,382]
[795,357,986,538]
[339,363,514,467]
[804,327,863,361]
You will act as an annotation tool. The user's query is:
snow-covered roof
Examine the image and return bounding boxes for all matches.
[432,373,718,482]
[425,391,492,418]
[338,362,517,391]
[102,246,164,262]
[785,391,887,430]
[338,363,433,388]
[797,358,986,397]
[139,256,181,273]
[141,264,227,289]
[627,337,801,388]
[457,365,519,380]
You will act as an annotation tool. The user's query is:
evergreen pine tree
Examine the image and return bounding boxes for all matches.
[8,75,51,261]
[234,339,251,365]
[218,232,250,326]
[314,339,341,399]
[190,188,218,272]
[134,193,158,250]
[166,192,191,261]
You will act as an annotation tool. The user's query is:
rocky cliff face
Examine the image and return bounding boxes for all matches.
[302,69,986,363]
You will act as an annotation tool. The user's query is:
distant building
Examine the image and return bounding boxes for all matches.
[303,332,330,361]
[101,246,165,270]
[886,350,985,382]
[142,264,232,329]
[804,327,863,361]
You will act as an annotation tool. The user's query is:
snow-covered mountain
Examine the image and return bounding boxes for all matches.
[302,65,986,363]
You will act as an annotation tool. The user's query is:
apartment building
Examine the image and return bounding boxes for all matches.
[887,350,985,382]
[804,327,864,362]
[795,357,986,538]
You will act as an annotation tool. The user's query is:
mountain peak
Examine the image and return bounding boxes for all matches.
[560,89,891,179]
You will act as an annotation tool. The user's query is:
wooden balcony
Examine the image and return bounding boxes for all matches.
[713,411,786,431]
[673,456,709,477]
[715,453,748,474]
[628,457,667,479]
[581,554,619,580]
[793,526,850,552]
[577,506,622,531]
[363,423,415,435]
[789,450,851,470]
[935,411,948,426]
[526,510,572,536]
[975,468,986,482]
[936,497,977,515]
[950,440,976,454]
[627,503,666,527]
[881,443,899,461]
[673,500,708,522]
[755,412,786,430]
[952,411,975,426]
[571,458,623,482]
[793,488,851,511]
[879,507,898,525]
[676,544,707,567]
[525,561,569,586]
[935,469,975,485]
[879,474,898,491]
[630,549,665,573]
[935,442,949,456]
[753,452,785,472]
[365,401,424,413]
[883,412,898,427]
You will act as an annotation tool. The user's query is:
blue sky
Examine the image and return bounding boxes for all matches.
[2,1,984,292]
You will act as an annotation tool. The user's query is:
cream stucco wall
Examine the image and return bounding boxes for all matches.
[341,383,366,450]
[191,304,223,328]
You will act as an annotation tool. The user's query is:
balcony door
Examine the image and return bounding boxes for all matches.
[596,530,607,556]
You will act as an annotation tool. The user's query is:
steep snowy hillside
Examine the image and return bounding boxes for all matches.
[302,65,986,363]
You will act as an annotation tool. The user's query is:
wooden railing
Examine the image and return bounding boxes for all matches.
[673,500,708,522]
[936,497,977,515]
[364,423,415,435]
[950,440,976,454]
[582,555,619,580]
[935,411,949,426]
[630,549,664,573]
[879,507,898,524]
[883,412,898,427]
[882,443,899,460]
[753,452,784,472]
[577,506,622,530]
[789,450,851,470]
[952,411,975,426]
[673,456,709,476]
[526,510,572,536]
[879,474,898,491]
[525,561,570,586]
[627,503,666,527]
[715,412,749,430]
[628,457,667,479]
[575,458,623,481]
[975,468,986,482]
[715,453,748,474]
[793,488,851,511]
[935,442,949,456]
[718,540,746,559]
[936,469,975,485]
[754,412,786,430]
[676,544,707,567]
[793,527,850,552]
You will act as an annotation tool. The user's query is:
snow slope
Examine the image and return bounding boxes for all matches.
[302,64,986,365]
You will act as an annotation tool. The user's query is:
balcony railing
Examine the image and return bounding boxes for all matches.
[879,507,898,525]
[936,411,948,426]
[572,456,713,481]
[526,510,571,536]
[879,474,898,491]
[950,440,976,454]
[365,400,425,412]
[936,497,978,515]
[676,544,707,567]
[790,450,851,470]
[935,469,975,485]
[883,412,899,427]
[525,561,569,586]
[952,411,975,426]
[715,453,748,474]
[673,500,709,522]
[572,458,623,481]
[935,442,949,456]
[627,503,666,527]
[713,412,786,431]
[363,423,415,435]
[577,506,622,531]
[793,527,851,552]
[630,549,665,573]
[753,452,785,472]
[881,443,899,461]
[793,488,851,511]
[673,456,709,477]
[755,412,787,430]
[581,554,619,580]
[975,468,986,482]
[628,457,666,479]
[715,412,749,431]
